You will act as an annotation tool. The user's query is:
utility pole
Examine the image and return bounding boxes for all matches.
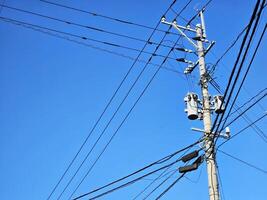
[162,10,223,200]
[196,11,220,200]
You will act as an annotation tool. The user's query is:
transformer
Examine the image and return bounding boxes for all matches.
[184,93,199,120]
[214,95,225,114]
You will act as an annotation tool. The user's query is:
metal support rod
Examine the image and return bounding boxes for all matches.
[197,10,220,200]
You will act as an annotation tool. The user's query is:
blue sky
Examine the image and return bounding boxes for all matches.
[0,0,266,200]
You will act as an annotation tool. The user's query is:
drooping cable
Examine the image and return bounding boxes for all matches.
[65,1,198,199]
[155,173,186,200]
[209,0,263,139]
[219,24,267,132]
[71,139,202,200]
[0,16,178,60]
[132,144,196,199]
[0,17,183,75]
[39,0,182,198]
[225,88,267,120]
[218,149,267,175]
[73,145,201,200]
[0,4,186,50]
[217,112,267,149]
[39,0,181,36]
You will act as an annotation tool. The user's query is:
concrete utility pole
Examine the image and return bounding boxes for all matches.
[196,11,220,200]
[162,10,221,200]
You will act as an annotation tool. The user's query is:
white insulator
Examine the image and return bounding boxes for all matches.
[214,95,225,114]
[184,93,199,120]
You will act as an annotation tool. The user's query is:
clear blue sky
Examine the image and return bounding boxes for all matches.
[0,0,266,200]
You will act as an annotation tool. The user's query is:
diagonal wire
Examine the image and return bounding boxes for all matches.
[218,149,267,175]
[66,1,198,199]
[40,0,181,36]
[0,4,186,50]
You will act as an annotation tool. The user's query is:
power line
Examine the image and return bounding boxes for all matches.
[209,0,264,140]
[0,4,190,51]
[132,167,173,200]
[58,1,196,199]
[39,0,182,36]
[142,169,178,200]
[41,0,182,198]
[217,112,267,149]
[132,145,195,200]
[222,92,267,129]
[0,16,179,60]
[73,146,202,200]
[0,16,184,75]
[225,88,266,119]
[208,26,247,75]
[219,23,267,132]
[218,149,267,175]
[215,160,226,200]
[155,173,185,200]
[72,139,202,200]
[69,1,216,197]
[85,163,181,200]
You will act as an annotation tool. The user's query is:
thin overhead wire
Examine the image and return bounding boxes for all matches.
[217,112,267,149]
[142,169,178,200]
[39,0,181,36]
[132,145,195,200]
[0,17,184,75]
[226,88,267,119]
[155,173,186,200]
[132,167,173,200]
[71,2,214,198]
[219,24,267,131]
[218,149,267,175]
[0,4,186,50]
[208,26,247,75]
[73,156,192,200]
[222,93,267,129]
[40,0,183,198]
[66,1,197,198]
[210,0,263,139]
[0,16,179,60]
[72,139,202,200]
[215,160,226,200]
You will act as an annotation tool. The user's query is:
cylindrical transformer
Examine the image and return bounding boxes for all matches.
[185,93,199,120]
[214,95,225,114]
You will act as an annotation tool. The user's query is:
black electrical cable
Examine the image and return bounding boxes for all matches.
[73,157,190,200]
[132,144,195,200]
[210,75,267,146]
[0,17,183,75]
[143,169,178,200]
[132,167,172,200]
[209,0,263,138]
[71,139,202,200]
[217,112,267,149]
[225,88,267,120]
[205,0,264,163]
[155,173,186,200]
[71,2,214,198]
[39,0,182,198]
[39,0,181,36]
[58,1,195,199]
[212,9,266,149]
[219,24,267,132]
[223,93,267,129]
[208,26,247,75]
[73,1,212,198]
[218,149,267,175]
[0,4,187,50]
[0,16,179,61]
